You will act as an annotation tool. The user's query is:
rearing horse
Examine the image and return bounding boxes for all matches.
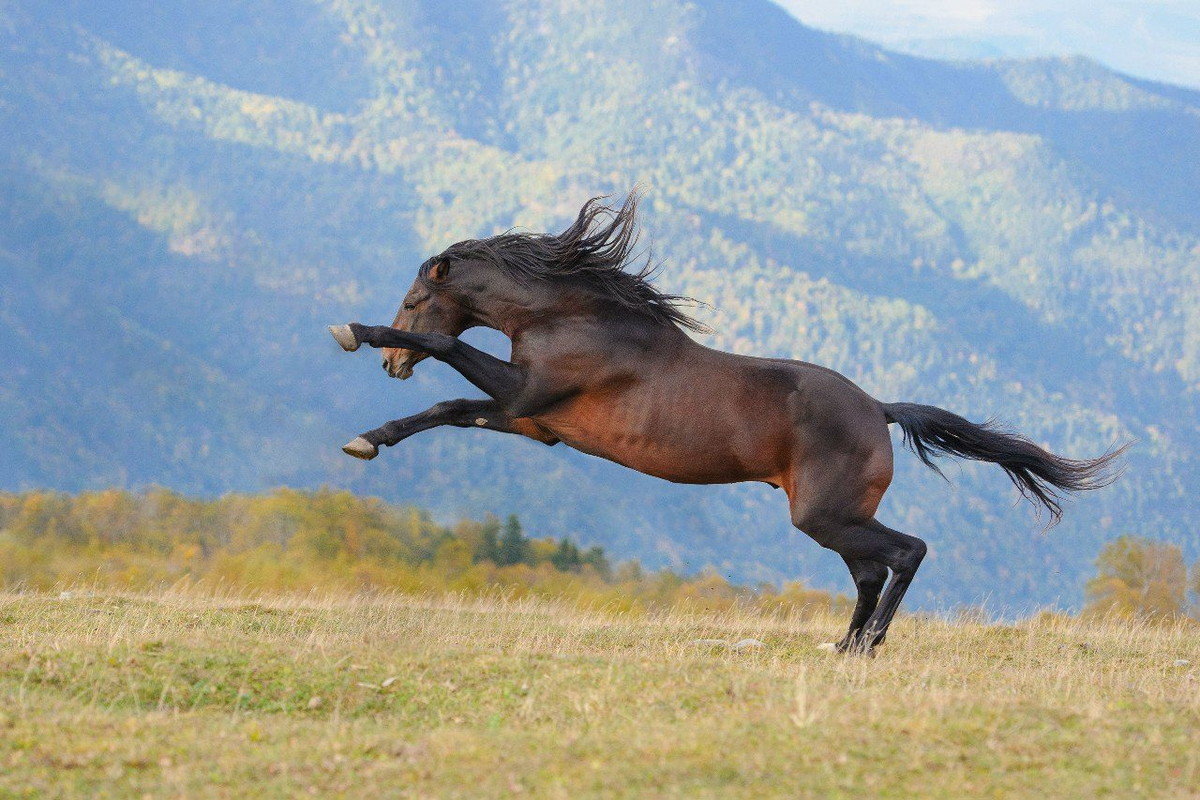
[329,194,1124,653]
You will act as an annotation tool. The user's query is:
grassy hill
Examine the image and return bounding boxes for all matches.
[1,589,1197,795]
[2,0,1199,608]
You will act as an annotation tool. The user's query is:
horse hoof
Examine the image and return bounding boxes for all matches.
[342,437,377,460]
[329,324,359,352]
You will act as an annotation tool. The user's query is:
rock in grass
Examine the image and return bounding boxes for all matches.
[731,638,767,651]
[1174,659,1191,667]
[307,696,323,709]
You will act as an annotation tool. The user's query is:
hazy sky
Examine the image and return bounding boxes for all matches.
[773,0,1200,89]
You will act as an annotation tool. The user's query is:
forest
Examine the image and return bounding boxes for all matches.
[2,0,1199,608]
[0,489,840,615]
[2,490,1196,623]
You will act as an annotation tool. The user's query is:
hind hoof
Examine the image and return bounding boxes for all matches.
[329,324,359,352]
[342,437,377,460]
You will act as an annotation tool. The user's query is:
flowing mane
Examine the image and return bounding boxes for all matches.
[437,192,710,333]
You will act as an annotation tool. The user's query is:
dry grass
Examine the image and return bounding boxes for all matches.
[1,589,1197,797]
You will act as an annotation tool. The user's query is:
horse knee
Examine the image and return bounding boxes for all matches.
[430,399,471,419]
[424,333,457,357]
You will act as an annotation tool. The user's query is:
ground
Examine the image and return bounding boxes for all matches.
[1,591,1196,797]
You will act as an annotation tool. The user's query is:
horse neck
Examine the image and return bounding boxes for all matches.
[516,305,692,360]
[471,280,691,354]
[471,281,600,338]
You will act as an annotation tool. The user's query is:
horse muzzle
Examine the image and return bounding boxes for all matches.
[381,349,424,380]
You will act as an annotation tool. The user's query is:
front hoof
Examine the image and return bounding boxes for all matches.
[342,436,378,460]
[329,324,359,352]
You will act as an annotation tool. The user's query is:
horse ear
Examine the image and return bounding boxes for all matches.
[430,259,450,282]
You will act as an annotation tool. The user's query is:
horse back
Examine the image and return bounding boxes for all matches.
[519,320,887,486]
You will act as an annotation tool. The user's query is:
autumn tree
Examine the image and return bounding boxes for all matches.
[0,489,842,614]
[1083,536,1188,622]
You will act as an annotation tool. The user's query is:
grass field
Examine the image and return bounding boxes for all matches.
[1,590,1197,797]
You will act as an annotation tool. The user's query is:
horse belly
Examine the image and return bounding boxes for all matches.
[534,393,780,485]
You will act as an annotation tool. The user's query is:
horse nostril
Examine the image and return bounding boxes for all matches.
[381,357,391,373]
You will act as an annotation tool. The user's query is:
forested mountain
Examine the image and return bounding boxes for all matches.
[3,0,1198,609]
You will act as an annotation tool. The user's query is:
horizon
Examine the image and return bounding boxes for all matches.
[774,0,1200,90]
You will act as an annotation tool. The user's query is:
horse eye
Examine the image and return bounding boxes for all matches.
[404,302,417,310]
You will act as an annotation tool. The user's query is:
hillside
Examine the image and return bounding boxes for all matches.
[2,0,1199,608]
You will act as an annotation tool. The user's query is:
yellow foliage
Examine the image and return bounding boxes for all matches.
[0,490,839,615]
[1083,535,1190,622]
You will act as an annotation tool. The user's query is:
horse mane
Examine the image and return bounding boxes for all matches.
[438,191,710,333]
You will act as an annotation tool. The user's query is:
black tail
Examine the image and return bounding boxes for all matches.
[883,402,1129,525]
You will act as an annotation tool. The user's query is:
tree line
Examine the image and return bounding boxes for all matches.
[0,489,839,615]
[2,489,1195,621]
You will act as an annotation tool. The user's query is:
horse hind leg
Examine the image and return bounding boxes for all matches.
[832,556,889,651]
[797,514,925,654]
[854,522,926,651]
[785,395,925,652]
[816,515,926,652]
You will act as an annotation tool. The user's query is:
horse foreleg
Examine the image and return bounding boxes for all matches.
[331,324,536,411]
[341,398,558,460]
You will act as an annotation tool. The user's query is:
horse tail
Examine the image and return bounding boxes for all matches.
[882,402,1129,525]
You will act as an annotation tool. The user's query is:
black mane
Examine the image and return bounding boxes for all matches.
[437,192,710,333]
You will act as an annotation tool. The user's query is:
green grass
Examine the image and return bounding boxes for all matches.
[1,590,1197,797]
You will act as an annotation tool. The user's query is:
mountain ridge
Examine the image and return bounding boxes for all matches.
[2,0,1197,609]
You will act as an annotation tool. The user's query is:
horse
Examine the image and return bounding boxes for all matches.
[328,193,1125,653]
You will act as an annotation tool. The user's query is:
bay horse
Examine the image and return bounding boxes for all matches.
[329,193,1124,653]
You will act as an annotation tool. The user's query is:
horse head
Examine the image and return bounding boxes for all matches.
[381,256,474,379]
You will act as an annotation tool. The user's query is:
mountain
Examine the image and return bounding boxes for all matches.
[771,0,1200,92]
[2,0,1199,610]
